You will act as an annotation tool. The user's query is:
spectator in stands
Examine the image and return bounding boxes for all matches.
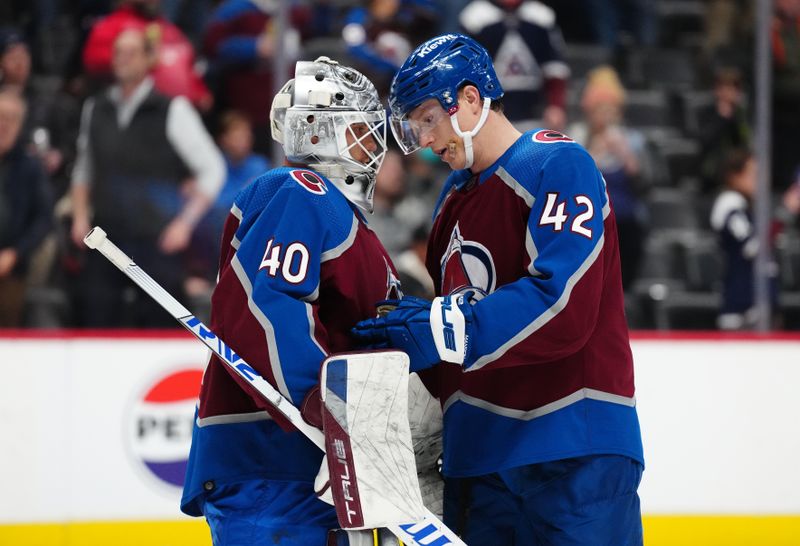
[711,149,800,330]
[772,0,800,192]
[203,0,312,156]
[0,29,47,159]
[184,110,269,307]
[82,0,212,111]
[697,66,751,194]
[0,27,29,91]
[70,29,224,328]
[342,0,439,97]
[0,26,83,199]
[459,0,569,131]
[569,65,652,290]
[0,89,54,327]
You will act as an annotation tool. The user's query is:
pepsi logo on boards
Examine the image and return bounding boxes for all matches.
[126,367,202,492]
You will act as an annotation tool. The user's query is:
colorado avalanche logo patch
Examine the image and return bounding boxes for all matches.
[290,169,327,195]
[440,223,496,300]
[532,129,574,143]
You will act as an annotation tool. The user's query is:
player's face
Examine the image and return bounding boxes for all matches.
[346,122,378,164]
[408,99,458,165]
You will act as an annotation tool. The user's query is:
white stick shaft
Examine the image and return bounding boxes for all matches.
[85,227,466,546]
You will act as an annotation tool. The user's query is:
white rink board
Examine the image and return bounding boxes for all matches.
[633,338,800,514]
[0,335,799,523]
[0,336,208,523]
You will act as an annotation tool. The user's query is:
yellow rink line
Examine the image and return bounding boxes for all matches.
[643,515,800,545]
[1,516,800,545]
[0,520,211,546]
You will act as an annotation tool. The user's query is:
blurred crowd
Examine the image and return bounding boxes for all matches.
[0,0,799,330]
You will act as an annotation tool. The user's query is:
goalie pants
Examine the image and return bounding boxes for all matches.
[202,479,339,545]
[443,454,643,546]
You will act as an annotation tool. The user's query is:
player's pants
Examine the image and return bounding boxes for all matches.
[202,479,338,545]
[443,454,643,546]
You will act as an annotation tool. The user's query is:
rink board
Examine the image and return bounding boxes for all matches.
[1,331,799,545]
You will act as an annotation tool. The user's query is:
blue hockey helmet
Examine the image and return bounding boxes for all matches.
[388,33,503,155]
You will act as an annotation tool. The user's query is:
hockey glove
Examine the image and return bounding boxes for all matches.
[352,294,473,372]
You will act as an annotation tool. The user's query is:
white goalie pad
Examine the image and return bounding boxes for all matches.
[319,351,427,530]
[408,373,444,518]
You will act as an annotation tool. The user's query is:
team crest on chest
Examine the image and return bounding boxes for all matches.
[440,223,496,300]
[290,169,327,195]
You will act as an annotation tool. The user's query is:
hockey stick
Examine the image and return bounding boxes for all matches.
[83,226,466,546]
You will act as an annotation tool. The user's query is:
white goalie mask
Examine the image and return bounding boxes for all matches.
[270,57,388,212]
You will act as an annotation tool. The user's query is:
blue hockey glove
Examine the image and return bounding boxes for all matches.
[352,294,473,372]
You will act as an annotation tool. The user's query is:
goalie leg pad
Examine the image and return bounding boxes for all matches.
[407,373,443,518]
[321,351,427,530]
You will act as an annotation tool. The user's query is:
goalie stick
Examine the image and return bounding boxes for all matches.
[83,226,466,546]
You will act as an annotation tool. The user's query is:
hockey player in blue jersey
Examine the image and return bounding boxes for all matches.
[354,34,645,545]
[179,57,409,545]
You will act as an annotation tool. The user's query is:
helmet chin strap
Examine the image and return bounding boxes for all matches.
[310,162,375,213]
[449,97,491,170]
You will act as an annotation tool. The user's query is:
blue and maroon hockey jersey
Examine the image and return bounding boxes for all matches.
[423,129,644,478]
[181,166,400,516]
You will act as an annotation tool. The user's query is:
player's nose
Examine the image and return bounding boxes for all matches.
[362,133,377,153]
[419,130,435,149]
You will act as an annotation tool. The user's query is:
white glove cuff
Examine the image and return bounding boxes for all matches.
[429,296,467,364]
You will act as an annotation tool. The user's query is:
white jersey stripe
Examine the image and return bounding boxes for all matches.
[231,254,295,403]
[321,214,359,262]
[442,387,636,420]
[304,214,359,303]
[496,166,543,277]
[197,410,272,427]
[230,203,243,250]
[496,166,535,208]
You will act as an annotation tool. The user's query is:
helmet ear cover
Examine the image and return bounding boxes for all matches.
[269,57,387,212]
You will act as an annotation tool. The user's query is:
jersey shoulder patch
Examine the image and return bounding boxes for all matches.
[288,168,328,195]
[280,168,357,250]
[531,129,574,144]
[497,130,593,199]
